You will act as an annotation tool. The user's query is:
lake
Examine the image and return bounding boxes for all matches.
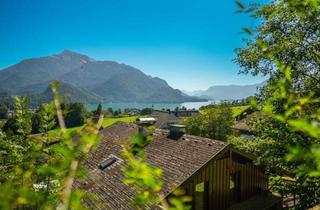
[86,101,215,111]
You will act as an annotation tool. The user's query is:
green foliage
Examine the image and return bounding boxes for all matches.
[166,189,192,210]
[128,133,152,156]
[107,107,113,115]
[0,96,52,209]
[31,112,41,134]
[250,58,320,179]
[228,135,286,172]
[62,102,88,128]
[200,103,251,118]
[141,107,153,115]
[122,148,162,206]
[235,0,320,208]
[113,108,122,116]
[94,103,103,116]
[32,103,57,134]
[269,175,320,208]
[0,92,13,110]
[182,104,234,141]
[230,105,250,118]
[0,82,104,210]
[121,133,163,207]
[0,120,6,129]
[14,96,33,137]
[2,117,19,135]
[3,96,32,137]
[0,104,8,119]
[235,0,320,100]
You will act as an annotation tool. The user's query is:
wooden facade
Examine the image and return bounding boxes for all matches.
[178,148,269,210]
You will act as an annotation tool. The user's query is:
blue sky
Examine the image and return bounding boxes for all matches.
[0,0,266,91]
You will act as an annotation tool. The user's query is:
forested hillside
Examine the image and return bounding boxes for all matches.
[0,50,204,103]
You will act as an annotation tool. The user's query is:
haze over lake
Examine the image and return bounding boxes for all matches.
[86,101,215,111]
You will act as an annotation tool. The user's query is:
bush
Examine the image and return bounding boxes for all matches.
[141,108,153,115]
[181,105,234,141]
[62,102,88,128]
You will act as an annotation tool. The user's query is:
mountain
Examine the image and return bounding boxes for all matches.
[0,50,204,103]
[92,71,188,102]
[60,61,131,88]
[28,82,101,106]
[185,82,265,100]
[0,50,92,94]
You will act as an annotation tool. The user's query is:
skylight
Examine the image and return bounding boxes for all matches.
[99,157,117,170]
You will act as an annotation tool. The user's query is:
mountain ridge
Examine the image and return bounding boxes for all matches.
[183,82,265,100]
[0,50,205,103]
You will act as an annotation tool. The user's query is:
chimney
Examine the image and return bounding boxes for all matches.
[138,125,149,137]
[168,124,186,140]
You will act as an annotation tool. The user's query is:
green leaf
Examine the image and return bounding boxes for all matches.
[288,119,320,138]
[235,1,245,9]
[242,27,253,35]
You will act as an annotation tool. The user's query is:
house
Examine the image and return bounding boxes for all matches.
[150,109,199,129]
[232,112,256,139]
[175,109,200,117]
[235,107,256,122]
[124,108,141,116]
[151,110,179,129]
[75,122,281,210]
[232,120,251,135]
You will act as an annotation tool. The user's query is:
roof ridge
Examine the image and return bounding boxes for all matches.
[154,128,228,145]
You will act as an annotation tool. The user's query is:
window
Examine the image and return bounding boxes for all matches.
[230,173,236,190]
[230,172,241,202]
[194,182,209,210]
[99,157,117,170]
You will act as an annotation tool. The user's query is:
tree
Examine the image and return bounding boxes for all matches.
[3,96,32,137]
[0,96,43,209]
[182,105,234,141]
[235,1,320,100]
[31,111,41,134]
[141,108,153,115]
[107,107,114,115]
[234,1,320,208]
[32,103,56,134]
[0,85,103,210]
[113,108,122,117]
[0,92,13,110]
[2,117,19,135]
[95,103,103,116]
[0,104,8,119]
[174,106,179,116]
[63,102,87,128]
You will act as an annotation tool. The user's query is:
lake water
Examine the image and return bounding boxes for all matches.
[86,101,215,111]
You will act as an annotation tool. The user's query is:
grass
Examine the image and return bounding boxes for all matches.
[47,125,83,140]
[102,116,141,127]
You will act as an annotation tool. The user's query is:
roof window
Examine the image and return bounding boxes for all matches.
[99,157,117,170]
